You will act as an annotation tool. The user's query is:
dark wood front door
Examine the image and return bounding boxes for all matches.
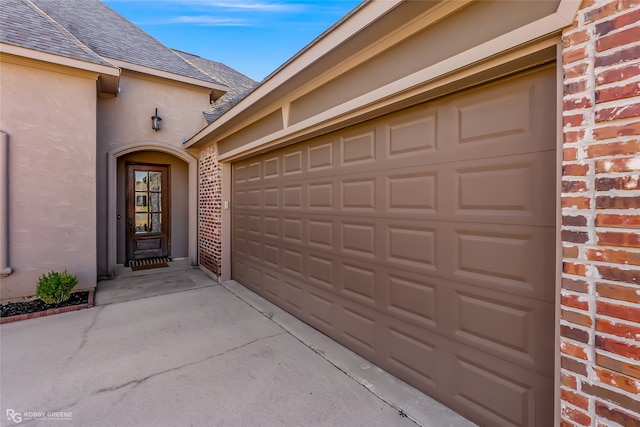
[126,163,170,263]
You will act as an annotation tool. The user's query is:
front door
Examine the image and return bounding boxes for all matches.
[126,163,170,263]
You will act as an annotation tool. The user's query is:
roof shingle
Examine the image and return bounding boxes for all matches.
[174,50,258,123]
[33,0,222,84]
[0,0,113,67]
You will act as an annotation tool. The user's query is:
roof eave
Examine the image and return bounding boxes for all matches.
[183,0,395,149]
[0,42,121,96]
[184,0,581,151]
[107,58,229,98]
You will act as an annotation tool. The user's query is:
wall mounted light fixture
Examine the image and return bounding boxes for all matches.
[151,108,162,131]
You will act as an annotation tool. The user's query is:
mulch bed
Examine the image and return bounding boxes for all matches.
[1,290,94,324]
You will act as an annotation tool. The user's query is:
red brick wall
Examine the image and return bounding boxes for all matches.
[198,145,222,277]
[561,0,640,425]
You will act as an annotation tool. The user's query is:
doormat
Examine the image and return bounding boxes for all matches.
[129,257,170,271]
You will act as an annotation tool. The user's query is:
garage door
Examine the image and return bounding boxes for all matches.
[231,66,556,426]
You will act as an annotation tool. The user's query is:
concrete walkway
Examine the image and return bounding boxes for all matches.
[1,268,475,427]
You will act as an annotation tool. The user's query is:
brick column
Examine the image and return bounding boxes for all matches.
[561,0,640,425]
[198,145,222,277]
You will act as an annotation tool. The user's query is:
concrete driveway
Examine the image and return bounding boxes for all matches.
[1,268,475,427]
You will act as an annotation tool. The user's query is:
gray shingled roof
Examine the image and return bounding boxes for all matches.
[174,50,258,123]
[5,0,223,86]
[0,0,114,67]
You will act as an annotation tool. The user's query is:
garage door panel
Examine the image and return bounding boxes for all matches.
[263,186,279,208]
[307,218,334,248]
[308,288,336,329]
[386,170,438,214]
[450,151,556,226]
[308,254,334,289]
[247,214,261,234]
[234,164,248,184]
[232,66,556,425]
[282,278,305,313]
[283,184,303,208]
[446,350,553,427]
[449,284,555,373]
[449,68,556,157]
[341,261,377,304]
[386,224,437,270]
[263,156,280,179]
[283,150,304,175]
[450,223,555,302]
[263,215,280,238]
[341,178,377,211]
[454,86,533,146]
[308,181,334,209]
[247,264,262,289]
[386,107,438,158]
[386,272,438,329]
[262,271,281,299]
[387,325,439,389]
[340,130,377,166]
[247,161,261,181]
[308,139,335,171]
[340,221,377,258]
[340,302,377,354]
[282,217,303,242]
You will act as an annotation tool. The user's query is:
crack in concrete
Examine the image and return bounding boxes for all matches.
[92,332,283,399]
[76,306,103,352]
[62,306,104,368]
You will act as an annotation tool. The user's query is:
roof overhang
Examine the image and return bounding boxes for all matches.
[106,58,229,101]
[0,42,120,97]
[184,0,581,159]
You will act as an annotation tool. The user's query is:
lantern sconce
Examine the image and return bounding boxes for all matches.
[151,108,162,131]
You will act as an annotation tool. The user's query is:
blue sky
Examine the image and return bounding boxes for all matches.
[102,0,362,82]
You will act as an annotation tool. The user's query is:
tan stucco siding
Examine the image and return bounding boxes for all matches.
[0,61,97,300]
[97,71,211,149]
[96,72,210,276]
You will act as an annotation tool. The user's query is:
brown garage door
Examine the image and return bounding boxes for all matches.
[231,66,556,426]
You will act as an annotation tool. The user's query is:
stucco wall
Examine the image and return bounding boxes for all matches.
[0,61,97,300]
[560,0,640,425]
[96,72,210,275]
[116,151,189,264]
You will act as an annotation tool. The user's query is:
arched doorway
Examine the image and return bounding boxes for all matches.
[106,143,198,277]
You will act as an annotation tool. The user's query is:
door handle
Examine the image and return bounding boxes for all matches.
[128,218,133,233]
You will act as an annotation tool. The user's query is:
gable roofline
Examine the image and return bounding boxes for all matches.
[107,58,229,101]
[172,49,258,123]
[184,0,581,153]
[28,0,225,90]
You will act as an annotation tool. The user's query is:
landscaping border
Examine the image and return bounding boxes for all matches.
[0,288,95,324]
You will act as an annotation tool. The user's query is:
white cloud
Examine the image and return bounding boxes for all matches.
[137,15,250,26]
[110,0,305,13]
[203,1,304,12]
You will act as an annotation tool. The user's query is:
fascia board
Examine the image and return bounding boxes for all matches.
[107,57,229,93]
[183,0,402,148]
[186,0,581,152]
[0,42,120,77]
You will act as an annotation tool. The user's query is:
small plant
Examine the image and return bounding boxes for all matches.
[36,270,78,304]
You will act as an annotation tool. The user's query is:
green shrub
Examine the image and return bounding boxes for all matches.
[36,270,78,304]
